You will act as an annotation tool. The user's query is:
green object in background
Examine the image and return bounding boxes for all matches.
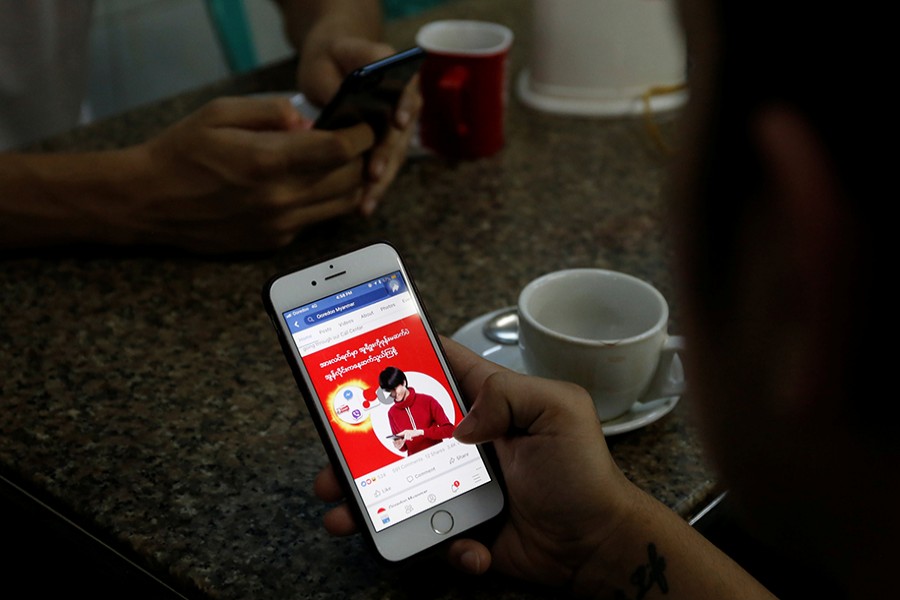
[204,0,448,74]
[204,0,259,73]
[384,0,449,19]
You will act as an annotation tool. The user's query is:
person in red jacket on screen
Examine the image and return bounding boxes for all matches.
[379,366,454,455]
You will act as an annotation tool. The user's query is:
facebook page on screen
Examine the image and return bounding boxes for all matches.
[282,271,491,531]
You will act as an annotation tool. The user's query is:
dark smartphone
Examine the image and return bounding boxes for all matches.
[313,47,425,136]
[262,242,505,563]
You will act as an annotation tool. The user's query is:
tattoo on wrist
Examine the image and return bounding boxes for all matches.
[614,543,668,599]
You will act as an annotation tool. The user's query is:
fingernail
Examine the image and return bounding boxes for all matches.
[396,109,411,128]
[361,195,378,216]
[453,414,477,440]
[460,551,482,574]
[370,158,386,179]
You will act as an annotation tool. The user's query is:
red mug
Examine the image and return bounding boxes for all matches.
[415,21,514,159]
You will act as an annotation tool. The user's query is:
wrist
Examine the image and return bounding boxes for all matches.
[301,15,381,64]
[284,0,382,54]
[0,147,149,248]
[569,479,657,596]
[570,483,774,599]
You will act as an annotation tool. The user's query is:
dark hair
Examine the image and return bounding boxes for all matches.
[686,1,886,423]
[379,367,406,391]
[687,1,883,319]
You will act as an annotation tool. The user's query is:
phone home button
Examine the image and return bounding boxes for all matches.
[431,510,454,535]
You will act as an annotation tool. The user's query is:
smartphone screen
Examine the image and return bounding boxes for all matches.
[265,243,503,560]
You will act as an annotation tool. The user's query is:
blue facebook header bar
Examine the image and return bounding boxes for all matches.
[283,271,407,334]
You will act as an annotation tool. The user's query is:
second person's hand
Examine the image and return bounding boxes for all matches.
[119,96,375,253]
[298,35,423,216]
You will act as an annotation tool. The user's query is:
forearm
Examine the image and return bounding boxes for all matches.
[274,0,383,52]
[0,148,148,248]
[577,484,777,600]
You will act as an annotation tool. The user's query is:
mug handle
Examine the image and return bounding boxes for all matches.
[638,335,686,404]
[439,65,470,136]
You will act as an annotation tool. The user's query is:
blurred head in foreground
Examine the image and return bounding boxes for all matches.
[675,0,895,593]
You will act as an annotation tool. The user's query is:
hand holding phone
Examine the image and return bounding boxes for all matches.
[313,47,425,137]
[263,242,505,563]
[313,337,651,591]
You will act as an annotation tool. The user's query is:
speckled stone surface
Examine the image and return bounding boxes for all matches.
[1,1,717,598]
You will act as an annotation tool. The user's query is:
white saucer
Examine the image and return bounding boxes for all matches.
[516,69,689,118]
[451,306,682,435]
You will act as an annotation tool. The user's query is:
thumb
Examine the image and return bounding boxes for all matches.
[300,38,396,109]
[330,37,396,74]
[452,370,515,443]
[454,370,597,444]
[197,96,307,131]
[446,538,492,575]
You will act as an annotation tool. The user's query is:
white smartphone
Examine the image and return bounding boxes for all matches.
[262,242,505,562]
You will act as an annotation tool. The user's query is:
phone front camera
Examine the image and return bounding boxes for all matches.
[311,281,317,286]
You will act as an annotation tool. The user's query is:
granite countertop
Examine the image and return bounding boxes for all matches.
[0,1,716,598]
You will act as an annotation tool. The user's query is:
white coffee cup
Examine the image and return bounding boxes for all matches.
[518,269,685,421]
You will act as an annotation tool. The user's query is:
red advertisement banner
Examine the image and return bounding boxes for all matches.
[303,314,461,478]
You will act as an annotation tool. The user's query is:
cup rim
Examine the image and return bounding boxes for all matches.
[518,268,669,346]
[416,20,514,56]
